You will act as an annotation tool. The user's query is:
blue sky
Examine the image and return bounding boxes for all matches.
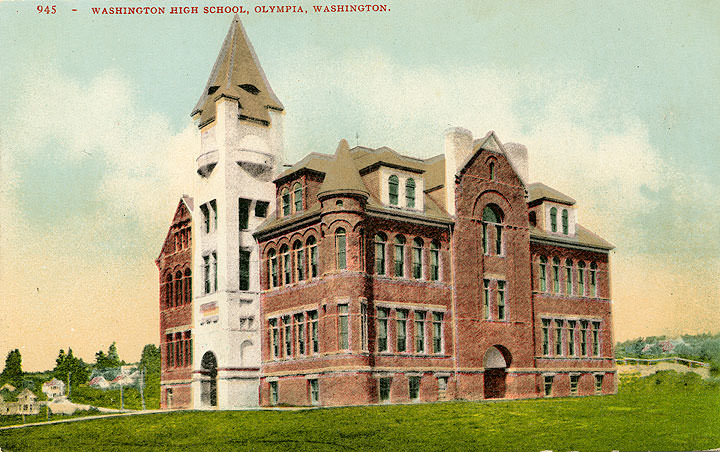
[1,0,718,370]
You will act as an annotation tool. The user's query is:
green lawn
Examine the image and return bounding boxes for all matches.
[1,371,718,452]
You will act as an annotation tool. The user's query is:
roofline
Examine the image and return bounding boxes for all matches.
[358,161,425,176]
[366,206,454,227]
[254,211,323,241]
[274,167,326,185]
[529,235,613,253]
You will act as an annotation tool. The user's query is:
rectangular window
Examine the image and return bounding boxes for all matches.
[497,280,506,320]
[438,376,448,392]
[483,279,490,320]
[553,262,560,293]
[412,246,422,279]
[594,374,604,394]
[201,204,210,233]
[409,376,420,400]
[394,243,404,277]
[430,246,439,281]
[414,311,425,353]
[269,319,279,358]
[568,320,576,356]
[283,315,292,357]
[361,303,368,351]
[590,267,597,297]
[238,198,251,230]
[283,250,291,285]
[592,322,600,356]
[482,223,488,255]
[239,248,251,291]
[309,311,319,354]
[566,265,573,294]
[396,310,408,352]
[542,319,550,356]
[295,313,305,355]
[336,234,346,270]
[295,248,305,282]
[539,260,547,292]
[578,267,585,296]
[269,381,278,405]
[270,254,278,288]
[310,243,318,277]
[210,200,217,231]
[377,308,389,352]
[555,320,563,356]
[570,375,579,395]
[166,334,173,367]
[544,375,553,396]
[309,379,319,404]
[379,377,391,402]
[255,200,269,218]
[338,304,349,350]
[203,255,211,294]
[580,321,588,356]
[495,225,502,255]
[432,312,443,354]
[375,241,385,275]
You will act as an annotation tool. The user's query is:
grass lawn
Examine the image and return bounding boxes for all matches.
[1,371,718,452]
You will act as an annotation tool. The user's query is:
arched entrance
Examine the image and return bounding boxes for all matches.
[483,345,512,399]
[200,351,217,407]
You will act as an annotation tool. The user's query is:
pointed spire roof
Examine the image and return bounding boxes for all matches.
[317,139,370,199]
[192,15,283,128]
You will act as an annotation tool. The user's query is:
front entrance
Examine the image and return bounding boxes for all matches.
[200,351,217,407]
[483,345,512,399]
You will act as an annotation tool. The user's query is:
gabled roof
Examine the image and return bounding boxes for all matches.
[156,197,193,263]
[192,15,283,128]
[527,182,576,206]
[456,130,527,189]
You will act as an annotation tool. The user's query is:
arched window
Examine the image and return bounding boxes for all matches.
[293,183,303,213]
[406,178,416,208]
[184,268,192,305]
[539,257,547,292]
[590,262,598,297]
[565,259,573,294]
[293,240,305,282]
[552,257,560,293]
[269,249,278,288]
[281,188,290,216]
[412,238,423,279]
[307,237,318,278]
[394,235,405,277]
[175,271,182,307]
[388,175,399,206]
[336,228,347,270]
[550,207,558,233]
[430,241,440,281]
[280,245,291,284]
[374,233,387,275]
[562,209,569,235]
[489,162,495,181]
[165,273,173,308]
[482,205,503,255]
[577,261,586,296]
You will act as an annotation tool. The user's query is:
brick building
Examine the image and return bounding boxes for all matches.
[158,16,616,409]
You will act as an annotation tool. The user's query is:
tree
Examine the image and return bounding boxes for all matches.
[54,348,90,389]
[95,342,123,369]
[1,349,23,387]
[140,344,161,375]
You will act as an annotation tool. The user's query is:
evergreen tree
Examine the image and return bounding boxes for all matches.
[54,348,90,389]
[140,344,161,375]
[1,349,23,387]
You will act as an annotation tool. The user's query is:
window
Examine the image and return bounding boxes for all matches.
[174,271,182,307]
[374,233,386,275]
[293,183,303,212]
[396,310,408,352]
[590,262,597,297]
[578,262,586,296]
[238,198,250,230]
[497,280,506,320]
[283,315,292,356]
[184,268,192,305]
[379,377,391,402]
[570,375,579,395]
[335,228,347,270]
[309,311,319,353]
[293,241,305,282]
[409,376,421,400]
[552,257,560,293]
[542,319,550,355]
[482,223,488,255]
[388,175,399,205]
[212,252,217,292]
[307,237,318,278]
[294,313,306,355]
[580,321,588,356]
[255,201,269,218]
[483,279,490,319]
[568,320,576,356]
[361,303,368,351]
[565,259,573,294]
[544,375,553,396]
[394,236,405,277]
[210,200,217,231]
[269,381,278,405]
[164,274,172,308]
[430,242,439,281]
[415,311,426,353]
[281,189,290,216]
[239,248,251,291]
[592,322,600,356]
[280,245,290,285]
[489,162,495,180]
[432,312,443,353]
[406,178,416,208]
[482,205,503,256]
[269,249,278,288]
[555,320,563,356]
[201,204,210,233]
[338,304,349,350]
[412,238,423,279]
[438,376,448,392]
[539,257,547,292]
[562,209,569,235]
[269,319,279,358]
[594,374,603,394]
[550,207,557,232]
[495,225,502,255]
[203,255,211,294]
[309,379,319,404]
[377,308,389,352]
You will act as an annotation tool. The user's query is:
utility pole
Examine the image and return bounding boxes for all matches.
[120,384,124,410]
[140,366,146,411]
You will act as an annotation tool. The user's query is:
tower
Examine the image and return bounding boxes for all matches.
[190,16,284,409]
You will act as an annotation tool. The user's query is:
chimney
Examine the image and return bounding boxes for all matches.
[503,142,529,185]
[444,127,473,216]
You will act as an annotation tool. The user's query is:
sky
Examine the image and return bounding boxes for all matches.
[0,0,718,371]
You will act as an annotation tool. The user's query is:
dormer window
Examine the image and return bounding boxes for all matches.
[207,86,219,95]
[281,188,290,216]
[562,209,569,235]
[239,84,260,95]
[293,183,303,212]
[406,178,416,208]
[550,207,558,233]
[388,175,399,205]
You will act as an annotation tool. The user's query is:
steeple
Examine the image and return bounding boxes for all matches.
[191,15,284,128]
[318,140,370,200]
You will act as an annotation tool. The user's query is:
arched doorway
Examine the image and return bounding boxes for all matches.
[483,345,512,399]
[200,351,217,407]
